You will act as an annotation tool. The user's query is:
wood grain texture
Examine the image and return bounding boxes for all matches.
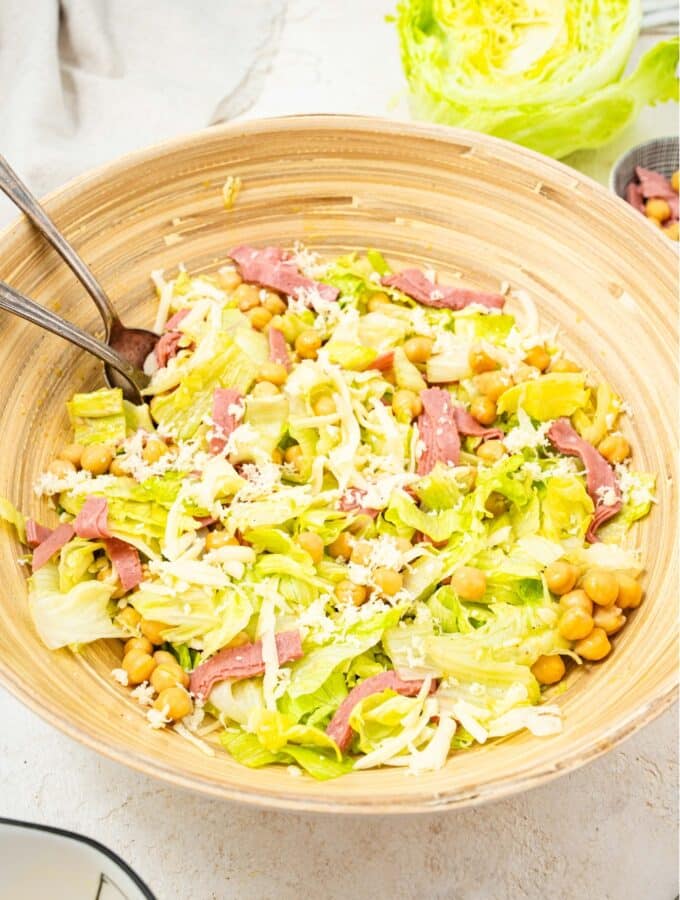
[0,116,676,813]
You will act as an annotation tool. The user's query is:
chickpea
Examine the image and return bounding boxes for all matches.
[109,457,128,477]
[367,292,391,311]
[122,649,156,685]
[124,636,154,656]
[335,580,368,606]
[153,650,178,667]
[549,358,580,374]
[256,362,288,386]
[151,662,190,693]
[118,606,141,630]
[593,605,626,635]
[261,291,287,315]
[473,371,511,403]
[450,566,487,600]
[581,569,619,607]
[403,336,434,364]
[485,491,507,517]
[298,531,324,564]
[665,222,680,241]
[247,306,273,331]
[48,458,76,478]
[645,198,671,222]
[476,440,505,463]
[469,395,497,426]
[234,283,261,311]
[373,567,403,596]
[327,531,353,560]
[284,444,303,466]
[531,654,566,685]
[559,589,593,616]
[523,345,551,371]
[672,171,679,192]
[140,619,169,645]
[598,434,630,464]
[616,573,643,610]
[573,627,611,661]
[392,389,423,423]
[558,607,594,641]
[58,443,84,467]
[350,540,372,565]
[154,686,193,721]
[545,561,579,596]
[469,348,498,374]
[142,439,168,464]
[205,530,239,551]
[81,444,114,475]
[313,395,337,416]
[251,381,280,398]
[217,268,242,292]
[295,330,322,359]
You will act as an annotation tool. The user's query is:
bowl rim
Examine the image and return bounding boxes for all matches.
[0,114,677,814]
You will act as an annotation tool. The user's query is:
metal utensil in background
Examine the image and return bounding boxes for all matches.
[641,0,679,33]
[0,155,158,397]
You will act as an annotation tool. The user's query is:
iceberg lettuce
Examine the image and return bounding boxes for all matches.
[394,2,679,159]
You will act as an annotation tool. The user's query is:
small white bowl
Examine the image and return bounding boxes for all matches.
[0,818,155,900]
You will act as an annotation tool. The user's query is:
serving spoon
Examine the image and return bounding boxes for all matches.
[0,155,159,403]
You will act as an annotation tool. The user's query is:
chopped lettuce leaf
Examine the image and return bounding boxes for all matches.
[67,388,126,446]
[497,373,589,419]
[28,562,123,649]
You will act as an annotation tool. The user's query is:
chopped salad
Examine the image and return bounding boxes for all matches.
[0,243,655,779]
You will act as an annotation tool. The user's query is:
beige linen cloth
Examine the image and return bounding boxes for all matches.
[0,0,284,225]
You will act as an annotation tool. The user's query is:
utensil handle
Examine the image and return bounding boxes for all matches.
[0,155,120,336]
[0,281,144,398]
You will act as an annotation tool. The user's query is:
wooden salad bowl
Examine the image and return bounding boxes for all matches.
[0,116,676,813]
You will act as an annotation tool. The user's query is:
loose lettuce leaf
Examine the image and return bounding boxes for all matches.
[349,690,423,753]
[58,537,102,593]
[279,672,349,728]
[425,635,540,702]
[247,708,342,759]
[28,562,123,649]
[384,490,468,543]
[288,606,404,697]
[150,331,260,438]
[67,388,126,446]
[497,373,589,419]
[220,730,353,780]
[541,475,594,542]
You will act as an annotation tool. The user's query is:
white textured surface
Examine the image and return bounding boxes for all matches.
[0,3,678,899]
